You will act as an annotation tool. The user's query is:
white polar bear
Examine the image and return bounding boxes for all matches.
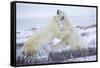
[21,10,69,56]
[51,10,87,53]
[21,10,86,57]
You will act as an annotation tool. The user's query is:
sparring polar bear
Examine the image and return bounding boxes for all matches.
[21,10,86,57]
[51,10,86,52]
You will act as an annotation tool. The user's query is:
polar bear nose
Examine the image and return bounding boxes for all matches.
[57,10,60,14]
[61,16,64,20]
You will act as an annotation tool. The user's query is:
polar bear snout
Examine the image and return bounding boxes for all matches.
[57,10,60,14]
[61,16,64,20]
[57,10,64,20]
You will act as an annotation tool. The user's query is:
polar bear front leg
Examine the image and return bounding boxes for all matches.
[51,38,68,52]
[21,41,38,56]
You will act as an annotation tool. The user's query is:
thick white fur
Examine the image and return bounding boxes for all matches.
[51,10,86,52]
[21,10,86,56]
[21,12,69,56]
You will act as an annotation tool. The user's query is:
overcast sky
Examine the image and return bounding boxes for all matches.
[16,3,96,19]
[16,3,96,31]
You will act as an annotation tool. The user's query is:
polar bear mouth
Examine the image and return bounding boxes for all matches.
[57,10,64,20]
[61,16,64,20]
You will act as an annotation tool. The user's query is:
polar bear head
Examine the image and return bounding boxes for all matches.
[54,10,65,31]
[53,10,70,39]
[57,10,65,21]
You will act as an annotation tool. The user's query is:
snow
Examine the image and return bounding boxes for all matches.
[16,24,96,48]
[81,27,96,48]
[51,38,61,45]
[68,55,96,62]
[16,24,96,63]
[16,30,33,44]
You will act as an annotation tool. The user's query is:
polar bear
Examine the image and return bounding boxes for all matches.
[51,10,87,53]
[21,10,70,57]
[21,10,86,57]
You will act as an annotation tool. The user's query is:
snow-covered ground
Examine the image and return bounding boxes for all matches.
[16,24,96,48]
[16,24,97,65]
[67,55,96,62]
